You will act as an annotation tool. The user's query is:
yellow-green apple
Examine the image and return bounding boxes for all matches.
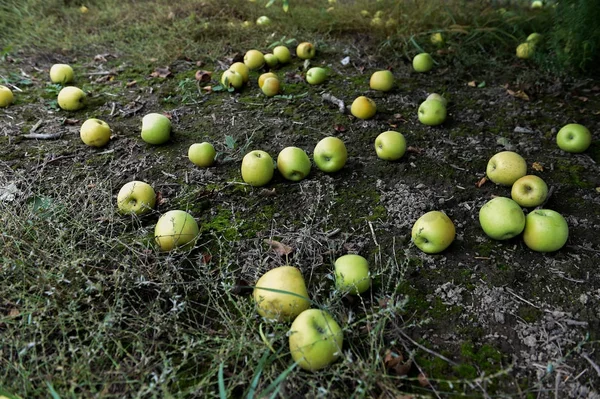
[360,10,370,17]
[241,150,274,187]
[188,142,216,167]
[556,123,592,153]
[221,70,244,90]
[375,130,406,161]
[523,209,569,252]
[531,0,543,8]
[426,92,448,107]
[486,151,527,186]
[154,210,199,251]
[411,211,456,254]
[253,265,310,322]
[0,85,14,107]
[370,17,383,27]
[418,99,446,126]
[296,42,316,60]
[479,197,525,240]
[57,86,86,111]
[306,67,327,85]
[289,309,343,371]
[277,146,311,181]
[80,118,111,147]
[258,72,278,89]
[351,96,376,119]
[516,43,535,59]
[313,136,347,173]
[141,113,171,145]
[412,53,434,72]
[385,18,397,29]
[273,46,291,64]
[369,70,394,92]
[527,32,543,45]
[261,77,280,97]
[256,16,271,26]
[241,20,252,28]
[244,49,265,70]
[49,64,75,84]
[374,10,383,18]
[116,180,156,215]
[334,254,370,294]
[229,62,249,83]
[264,53,278,68]
[511,175,548,207]
[430,32,445,46]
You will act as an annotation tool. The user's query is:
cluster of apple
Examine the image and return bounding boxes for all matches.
[252,253,371,371]
[516,32,543,60]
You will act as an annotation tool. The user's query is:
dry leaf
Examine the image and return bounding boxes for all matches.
[202,86,213,92]
[383,349,412,376]
[150,67,172,78]
[577,96,588,102]
[475,176,488,188]
[468,81,476,87]
[507,89,530,101]
[333,124,346,132]
[264,239,294,257]
[126,80,137,87]
[9,308,20,317]
[195,70,212,82]
[63,119,80,125]
[156,191,166,206]
[407,146,422,154]
[418,372,430,387]
[532,162,544,172]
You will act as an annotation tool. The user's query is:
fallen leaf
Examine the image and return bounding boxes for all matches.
[63,119,80,125]
[202,85,213,92]
[264,239,294,257]
[195,70,212,82]
[475,176,488,188]
[407,146,423,154]
[383,349,412,376]
[468,81,476,87]
[333,124,346,132]
[507,89,530,101]
[150,67,172,78]
[577,96,588,102]
[156,191,166,206]
[418,372,430,387]
[9,308,20,317]
[126,80,137,87]
[532,162,544,172]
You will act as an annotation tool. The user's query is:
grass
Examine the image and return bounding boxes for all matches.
[1,0,599,398]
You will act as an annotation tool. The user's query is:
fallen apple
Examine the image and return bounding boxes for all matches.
[430,32,445,46]
[116,180,156,215]
[313,136,347,173]
[273,45,291,64]
[296,42,316,60]
[264,53,279,69]
[334,254,370,294]
[261,77,280,97]
[418,99,447,126]
[556,123,592,153]
[256,15,271,26]
[523,209,569,252]
[188,142,216,167]
[221,70,244,90]
[369,70,394,92]
[289,309,343,371]
[375,130,406,161]
[306,67,328,85]
[258,72,278,89]
[426,92,448,107]
[526,32,543,45]
[154,210,199,252]
[244,49,265,70]
[241,150,274,187]
[486,151,527,186]
[351,96,376,120]
[516,42,535,59]
[141,113,171,145]
[277,146,311,181]
[80,118,111,147]
[531,0,543,8]
[411,210,455,254]
[479,197,525,240]
[0,85,14,107]
[511,175,548,207]
[229,62,250,83]
[412,53,434,73]
[50,64,75,84]
[57,86,86,111]
[253,265,310,322]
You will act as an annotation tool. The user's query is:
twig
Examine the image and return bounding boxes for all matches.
[110,102,116,116]
[397,329,458,366]
[30,120,44,133]
[22,132,63,140]
[322,93,345,113]
[506,287,539,308]
[581,353,600,376]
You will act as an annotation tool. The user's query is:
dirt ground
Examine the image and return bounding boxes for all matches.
[1,36,600,397]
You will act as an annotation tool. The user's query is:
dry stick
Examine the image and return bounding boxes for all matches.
[581,353,600,377]
[22,132,63,140]
[322,93,345,113]
[397,329,458,366]
[30,120,44,133]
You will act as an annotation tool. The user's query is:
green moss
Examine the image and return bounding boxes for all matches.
[518,306,542,323]
[554,159,594,188]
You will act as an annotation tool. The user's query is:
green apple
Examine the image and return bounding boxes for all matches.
[141,113,171,145]
[296,42,316,60]
[418,99,446,126]
[57,86,86,111]
[556,123,592,153]
[289,309,343,371]
[370,17,383,27]
[516,42,535,59]
[116,180,156,215]
[221,70,244,90]
[241,150,274,187]
[256,15,271,26]
[385,18,397,29]
[527,32,543,45]
[375,131,406,161]
[188,142,216,167]
[351,96,376,120]
[531,0,543,9]
[253,265,310,322]
[306,67,327,85]
[334,254,370,294]
[154,210,199,252]
[479,197,525,240]
[523,209,569,252]
[264,53,278,69]
[411,210,455,254]
[244,49,265,70]
[430,32,445,46]
[229,62,249,83]
[374,10,384,18]
[277,146,311,181]
[0,85,14,107]
[426,92,448,107]
[80,118,111,147]
[258,72,278,89]
[49,64,74,84]
[412,53,434,73]
[360,10,370,17]
[511,175,548,207]
[273,46,291,64]
[486,151,527,186]
[313,136,347,173]
[261,77,280,97]
[369,70,394,92]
